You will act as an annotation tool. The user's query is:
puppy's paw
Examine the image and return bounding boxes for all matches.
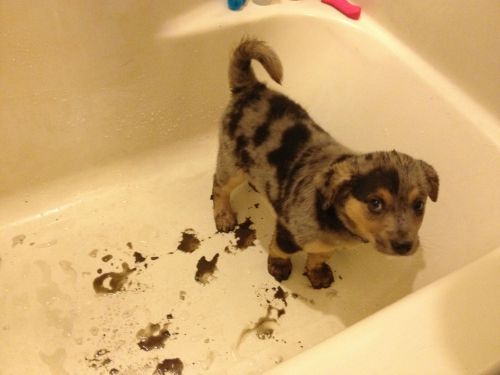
[268,256,292,282]
[215,210,237,233]
[305,263,334,289]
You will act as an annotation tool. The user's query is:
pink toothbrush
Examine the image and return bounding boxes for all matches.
[322,0,362,20]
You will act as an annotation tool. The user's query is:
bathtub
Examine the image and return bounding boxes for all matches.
[1,1,499,374]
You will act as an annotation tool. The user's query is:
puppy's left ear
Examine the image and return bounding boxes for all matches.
[419,160,439,202]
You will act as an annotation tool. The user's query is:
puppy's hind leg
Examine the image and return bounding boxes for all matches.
[212,152,245,232]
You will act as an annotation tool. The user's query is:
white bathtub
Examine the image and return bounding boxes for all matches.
[1,1,499,374]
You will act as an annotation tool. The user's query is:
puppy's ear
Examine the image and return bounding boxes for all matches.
[315,162,353,210]
[419,160,439,202]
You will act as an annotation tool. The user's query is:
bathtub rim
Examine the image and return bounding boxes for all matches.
[265,245,500,375]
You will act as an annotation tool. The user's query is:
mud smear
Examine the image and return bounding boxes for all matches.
[223,241,239,255]
[154,358,184,375]
[85,349,112,370]
[137,323,171,351]
[133,251,146,263]
[257,286,288,313]
[179,291,187,301]
[101,254,113,262]
[11,234,26,248]
[275,308,286,318]
[274,286,288,307]
[177,229,201,253]
[326,289,338,297]
[89,249,99,258]
[93,263,136,294]
[234,218,256,249]
[195,254,219,284]
[291,292,315,305]
[237,306,281,348]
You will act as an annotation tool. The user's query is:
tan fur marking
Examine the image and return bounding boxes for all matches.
[373,188,394,208]
[306,252,332,270]
[344,197,385,242]
[408,187,423,203]
[302,240,334,254]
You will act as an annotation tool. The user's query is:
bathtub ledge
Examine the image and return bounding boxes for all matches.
[266,247,500,375]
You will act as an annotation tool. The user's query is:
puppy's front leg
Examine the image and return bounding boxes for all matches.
[267,231,293,282]
[303,241,334,289]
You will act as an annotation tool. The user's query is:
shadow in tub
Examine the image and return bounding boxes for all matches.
[231,184,426,327]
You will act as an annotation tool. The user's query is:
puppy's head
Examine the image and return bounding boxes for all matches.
[317,151,439,255]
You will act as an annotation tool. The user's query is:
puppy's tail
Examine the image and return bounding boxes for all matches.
[229,38,283,92]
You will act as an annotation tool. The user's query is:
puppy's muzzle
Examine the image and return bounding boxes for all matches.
[390,240,414,255]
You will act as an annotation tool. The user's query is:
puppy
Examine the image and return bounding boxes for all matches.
[212,38,439,289]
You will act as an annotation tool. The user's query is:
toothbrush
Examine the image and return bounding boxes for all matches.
[322,0,362,20]
[228,0,246,11]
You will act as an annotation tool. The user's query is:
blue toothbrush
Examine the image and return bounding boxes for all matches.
[228,0,246,11]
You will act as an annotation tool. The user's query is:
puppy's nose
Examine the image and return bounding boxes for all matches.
[391,240,413,255]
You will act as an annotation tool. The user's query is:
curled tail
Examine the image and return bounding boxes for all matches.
[229,38,283,92]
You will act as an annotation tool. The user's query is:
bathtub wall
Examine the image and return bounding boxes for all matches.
[357,0,500,119]
[1,0,499,198]
[0,0,228,196]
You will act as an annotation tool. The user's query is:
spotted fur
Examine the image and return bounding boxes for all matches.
[212,38,439,288]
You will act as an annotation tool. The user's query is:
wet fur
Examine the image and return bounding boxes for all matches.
[213,38,439,289]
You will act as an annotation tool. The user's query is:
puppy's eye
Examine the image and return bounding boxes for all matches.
[413,199,425,214]
[368,198,384,213]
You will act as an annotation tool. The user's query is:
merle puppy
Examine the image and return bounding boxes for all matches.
[212,38,439,289]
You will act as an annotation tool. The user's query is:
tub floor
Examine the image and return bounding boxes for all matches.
[0,132,428,375]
